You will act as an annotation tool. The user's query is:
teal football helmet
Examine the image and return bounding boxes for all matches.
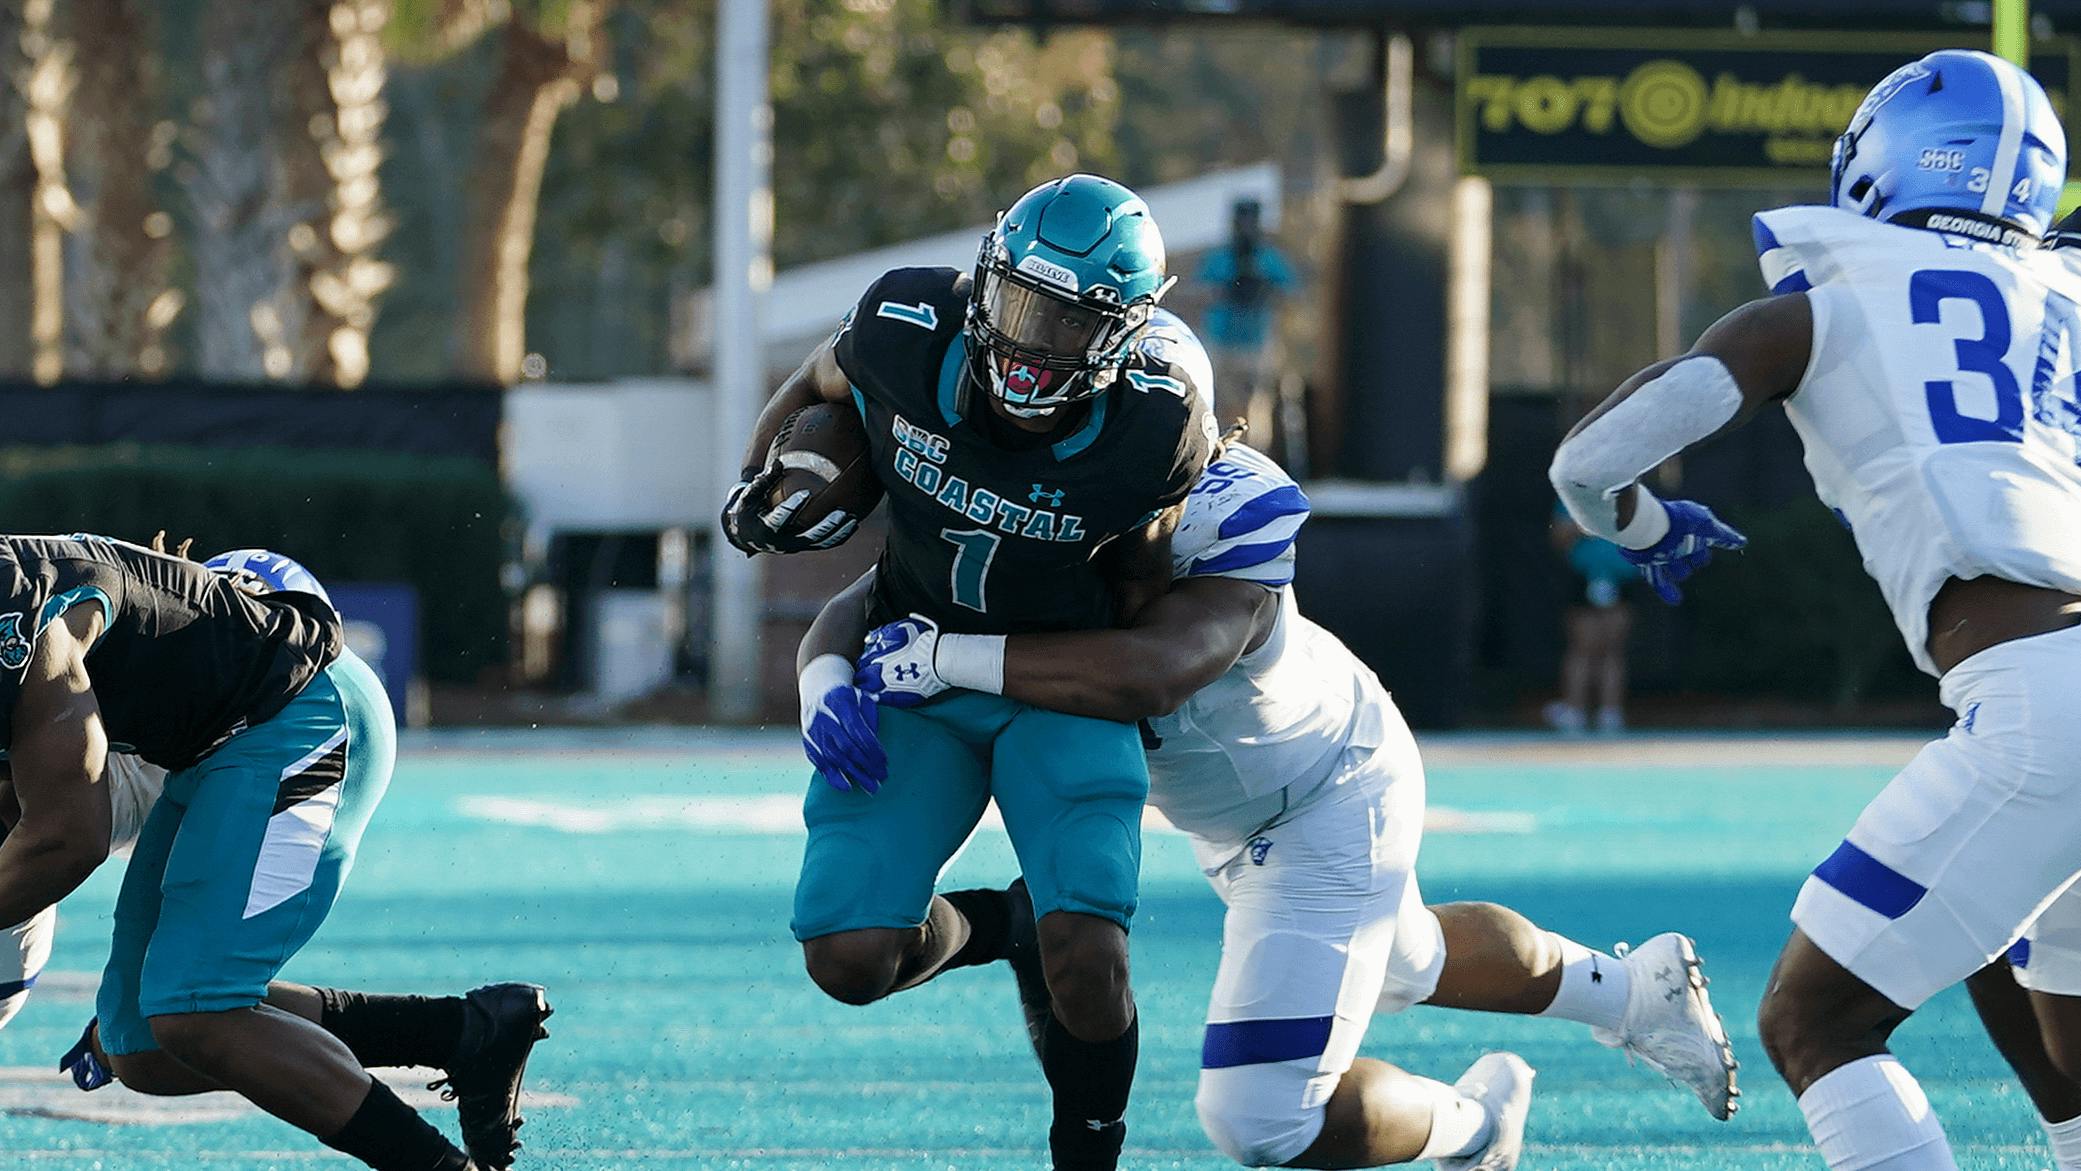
[968,174,1174,416]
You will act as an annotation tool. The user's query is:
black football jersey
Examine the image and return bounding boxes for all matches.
[834,267,1214,635]
[0,534,343,770]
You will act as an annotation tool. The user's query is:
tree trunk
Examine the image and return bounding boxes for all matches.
[21,0,69,383]
[187,0,390,387]
[278,0,393,386]
[0,1,37,377]
[59,0,173,379]
[186,0,301,380]
[453,11,596,384]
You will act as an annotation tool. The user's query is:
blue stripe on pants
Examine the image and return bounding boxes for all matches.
[1201,1016,1335,1069]
[1812,840,1928,920]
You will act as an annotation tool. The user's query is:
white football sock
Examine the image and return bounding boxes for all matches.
[1410,1076,1494,1161]
[1537,935,1630,1033]
[2044,1111,2081,1170]
[1797,1056,1957,1170]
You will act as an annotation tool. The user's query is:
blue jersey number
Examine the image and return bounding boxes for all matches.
[2033,288,2081,449]
[1910,269,2025,444]
[940,528,1000,613]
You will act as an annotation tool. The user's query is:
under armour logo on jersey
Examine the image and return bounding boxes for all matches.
[1029,483,1066,507]
[1247,836,1273,866]
[892,663,922,682]
[0,613,28,672]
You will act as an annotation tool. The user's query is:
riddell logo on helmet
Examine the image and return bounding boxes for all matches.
[1016,253,1080,291]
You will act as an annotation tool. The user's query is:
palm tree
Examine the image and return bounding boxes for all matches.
[58,0,176,378]
[0,0,38,378]
[388,0,608,384]
[452,1,608,384]
[187,0,392,386]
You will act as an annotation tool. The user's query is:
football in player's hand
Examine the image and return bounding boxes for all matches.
[763,402,883,533]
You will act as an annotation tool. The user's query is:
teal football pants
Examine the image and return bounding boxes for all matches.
[792,691,1148,940]
[96,650,394,1056]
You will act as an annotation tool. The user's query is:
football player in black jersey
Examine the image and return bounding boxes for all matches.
[0,537,548,1171]
[723,174,1215,1170]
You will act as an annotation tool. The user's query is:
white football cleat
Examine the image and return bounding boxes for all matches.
[1437,1052,1535,1171]
[1593,932,1740,1120]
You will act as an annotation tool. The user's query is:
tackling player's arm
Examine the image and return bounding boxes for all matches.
[996,577,1274,721]
[1548,292,1812,601]
[1100,504,1185,624]
[846,577,1275,724]
[0,605,111,929]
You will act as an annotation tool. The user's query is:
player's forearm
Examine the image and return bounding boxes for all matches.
[799,570,876,675]
[741,376,825,479]
[994,626,1232,722]
[0,822,98,930]
[985,581,1268,722]
[740,343,851,478]
[1549,358,1734,548]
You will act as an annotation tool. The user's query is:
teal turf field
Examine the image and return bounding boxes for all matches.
[0,730,2060,1169]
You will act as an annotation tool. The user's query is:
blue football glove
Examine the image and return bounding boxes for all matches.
[799,654,887,794]
[59,1018,112,1091]
[1621,498,1748,605]
[855,616,949,710]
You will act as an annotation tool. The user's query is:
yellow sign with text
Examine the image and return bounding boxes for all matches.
[1459,28,2077,185]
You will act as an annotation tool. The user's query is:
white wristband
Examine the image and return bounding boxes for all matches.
[1614,488,1673,550]
[935,633,1007,695]
[799,654,853,703]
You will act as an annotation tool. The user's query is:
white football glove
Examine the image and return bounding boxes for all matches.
[853,615,950,709]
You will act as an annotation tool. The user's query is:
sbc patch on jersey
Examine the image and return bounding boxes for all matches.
[0,612,27,671]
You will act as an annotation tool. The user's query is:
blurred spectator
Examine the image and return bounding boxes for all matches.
[1196,198,1295,440]
[1544,503,1635,734]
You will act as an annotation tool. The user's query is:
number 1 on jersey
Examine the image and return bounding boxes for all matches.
[940,528,1000,613]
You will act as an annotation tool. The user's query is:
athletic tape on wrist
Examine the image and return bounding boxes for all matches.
[936,634,1007,695]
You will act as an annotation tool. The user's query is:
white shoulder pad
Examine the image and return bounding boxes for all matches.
[1138,308,1215,413]
[1754,204,1974,295]
[1173,444,1309,586]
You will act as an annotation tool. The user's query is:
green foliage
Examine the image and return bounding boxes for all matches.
[498,0,1125,378]
[1681,497,1927,708]
[0,445,513,682]
[374,2,1340,380]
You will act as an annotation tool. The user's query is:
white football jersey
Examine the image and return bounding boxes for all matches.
[1145,444,1398,846]
[1756,206,2081,675]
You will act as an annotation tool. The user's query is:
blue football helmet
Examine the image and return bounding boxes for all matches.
[1831,49,2066,240]
[205,548,332,605]
[968,174,1174,416]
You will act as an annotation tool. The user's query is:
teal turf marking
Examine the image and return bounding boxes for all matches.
[0,732,2049,1169]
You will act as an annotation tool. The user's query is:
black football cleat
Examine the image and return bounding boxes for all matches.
[429,982,554,1170]
[1005,878,1051,1058]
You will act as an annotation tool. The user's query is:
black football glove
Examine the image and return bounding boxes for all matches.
[721,467,861,556]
